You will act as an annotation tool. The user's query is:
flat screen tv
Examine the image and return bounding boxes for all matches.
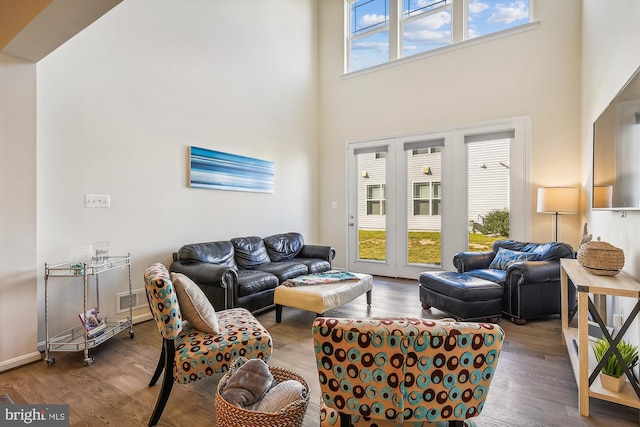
[593,66,640,210]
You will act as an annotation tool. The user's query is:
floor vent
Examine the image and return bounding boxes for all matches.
[117,288,146,313]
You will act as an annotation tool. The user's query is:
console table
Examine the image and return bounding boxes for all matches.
[560,258,640,416]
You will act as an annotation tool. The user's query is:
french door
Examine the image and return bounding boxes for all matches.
[347,134,448,279]
[347,118,530,279]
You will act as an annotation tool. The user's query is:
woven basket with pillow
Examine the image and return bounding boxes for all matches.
[215,357,309,427]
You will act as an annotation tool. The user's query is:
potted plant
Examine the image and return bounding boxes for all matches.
[593,337,639,392]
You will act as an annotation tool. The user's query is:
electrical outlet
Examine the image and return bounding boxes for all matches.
[85,194,110,208]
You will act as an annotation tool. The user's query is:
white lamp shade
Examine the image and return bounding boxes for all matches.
[537,187,578,214]
[593,185,613,208]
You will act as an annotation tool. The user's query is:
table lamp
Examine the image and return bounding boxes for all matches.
[537,187,578,242]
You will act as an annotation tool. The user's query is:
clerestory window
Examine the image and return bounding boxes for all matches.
[347,0,531,73]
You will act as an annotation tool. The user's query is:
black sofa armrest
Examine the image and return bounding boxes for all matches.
[299,245,336,264]
[506,260,560,284]
[169,260,234,310]
[453,251,495,273]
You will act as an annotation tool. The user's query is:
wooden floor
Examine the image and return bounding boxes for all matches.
[1,276,639,426]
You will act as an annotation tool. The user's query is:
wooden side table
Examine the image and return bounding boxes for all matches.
[560,258,640,416]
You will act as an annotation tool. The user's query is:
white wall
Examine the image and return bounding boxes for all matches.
[318,0,583,269]
[0,53,40,371]
[581,0,640,336]
[35,0,319,341]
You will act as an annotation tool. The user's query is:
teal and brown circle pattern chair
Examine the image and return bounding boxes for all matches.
[312,317,504,427]
[144,263,273,426]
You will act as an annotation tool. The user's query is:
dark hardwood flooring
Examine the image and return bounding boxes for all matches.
[1,276,639,426]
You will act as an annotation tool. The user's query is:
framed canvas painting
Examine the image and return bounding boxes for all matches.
[189,146,274,193]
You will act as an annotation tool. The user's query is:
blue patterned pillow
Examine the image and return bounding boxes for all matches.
[489,247,538,270]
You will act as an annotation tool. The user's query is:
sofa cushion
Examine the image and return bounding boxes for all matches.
[253,262,308,283]
[236,270,280,298]
[177,241,237,269]
[263,232,304,262]
[231,236,271,269]
[291,257,331,274]
[488,247,538,270]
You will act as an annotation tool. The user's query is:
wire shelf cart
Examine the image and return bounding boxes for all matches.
[44,254,134,365]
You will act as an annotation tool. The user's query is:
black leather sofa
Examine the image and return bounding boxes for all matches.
[170,232,335,313]
[453,240,576,324]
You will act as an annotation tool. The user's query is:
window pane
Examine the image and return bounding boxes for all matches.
[351,0,389,36]
[433,182,441,197]
[467,138,510,250]
[403,9,452,57]
[357,149,387,261]
[414,182,430,198]
[406,144,442,266]
[367,185,380,199]
[414,200,431,215]
[403,0,451,18]
[351,30,390,72]
[432,199,441,215]
[349,0,390,72]
[368,200,381,215]
[467,0,530,40]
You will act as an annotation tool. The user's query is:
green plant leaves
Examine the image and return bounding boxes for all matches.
[593,337,639,378]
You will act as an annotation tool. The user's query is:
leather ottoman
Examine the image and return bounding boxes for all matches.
[419,271,502,322]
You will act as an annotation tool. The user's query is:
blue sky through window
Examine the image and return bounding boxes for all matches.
[349,0,530,71]
[467,0,530,39]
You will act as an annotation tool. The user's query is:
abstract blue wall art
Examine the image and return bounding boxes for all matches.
[189,146,274,193]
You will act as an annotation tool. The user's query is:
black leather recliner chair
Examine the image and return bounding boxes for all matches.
[453,240,576,324]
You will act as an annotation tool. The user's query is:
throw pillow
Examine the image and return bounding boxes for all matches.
[251,379,307,413]
[222,359,275,408]
[171,272,219,335]
[488,247,538,270]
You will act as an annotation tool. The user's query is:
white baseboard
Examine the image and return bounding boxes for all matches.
[133,312,152,324]
[0,351,42,373]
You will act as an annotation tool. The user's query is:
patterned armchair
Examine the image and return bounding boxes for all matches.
[312,317,504,427]
[144,263,273,426]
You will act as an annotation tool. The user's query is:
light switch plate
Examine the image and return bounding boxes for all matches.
[85,194,110,208]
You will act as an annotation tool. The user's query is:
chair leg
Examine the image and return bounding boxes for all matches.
[148,339,175,427]
[339,412,351,427]
[149,346,165,386]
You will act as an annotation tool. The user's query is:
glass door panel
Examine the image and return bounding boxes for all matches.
[466,135,511,252]
[348,140,396,277]
[404,141,443,267]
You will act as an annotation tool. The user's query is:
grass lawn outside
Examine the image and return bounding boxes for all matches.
[358,230,506,265]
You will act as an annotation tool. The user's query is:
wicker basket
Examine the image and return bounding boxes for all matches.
[215,361,310,427]
[577,237,625,276]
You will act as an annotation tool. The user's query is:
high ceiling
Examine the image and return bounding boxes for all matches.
[0,0,121,62]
